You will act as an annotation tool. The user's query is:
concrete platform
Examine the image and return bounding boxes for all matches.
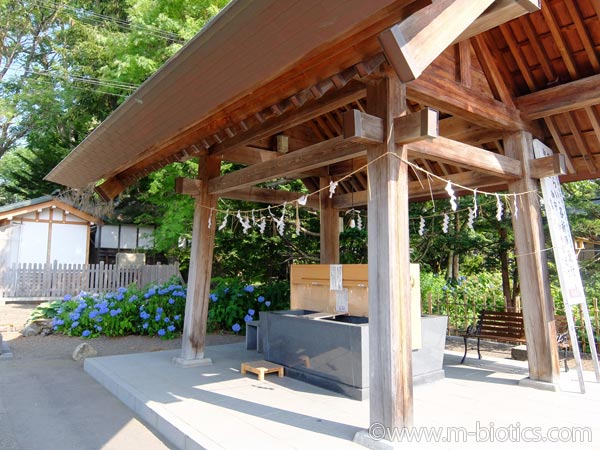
[85,344,600,450]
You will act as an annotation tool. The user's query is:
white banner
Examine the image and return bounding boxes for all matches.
[533,140,586,306]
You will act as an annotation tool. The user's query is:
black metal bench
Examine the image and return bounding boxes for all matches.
[461,310,526,364]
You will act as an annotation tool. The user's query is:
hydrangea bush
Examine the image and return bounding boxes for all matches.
[47,277,290,338]
[51,281,186,339]
[208,277,290,334]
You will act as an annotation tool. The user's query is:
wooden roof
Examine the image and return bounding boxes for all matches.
[46,0,600,204]
[0,196,102,225]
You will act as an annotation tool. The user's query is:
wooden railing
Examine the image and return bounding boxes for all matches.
[0,262,181,299]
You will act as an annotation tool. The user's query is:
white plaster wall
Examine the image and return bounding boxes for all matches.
[18,222,49,264]
[0,224,21,268]
[50,223,87,264]
[99,225,119,248]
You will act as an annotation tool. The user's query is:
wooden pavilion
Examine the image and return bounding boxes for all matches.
[47,0,600,439]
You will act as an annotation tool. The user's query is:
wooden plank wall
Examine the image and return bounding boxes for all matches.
[0,262,181,298]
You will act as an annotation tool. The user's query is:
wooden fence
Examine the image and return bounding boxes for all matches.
[0,262,181,299]
[425,293,600,352]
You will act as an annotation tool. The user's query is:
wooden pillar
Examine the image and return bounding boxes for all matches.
[366,74,413,428]
[175,155,221,365]
[505,131,560,384]
[319,177,340,264]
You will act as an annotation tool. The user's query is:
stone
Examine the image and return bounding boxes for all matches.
[72,343,98,361]
[21,319,53,337]
[511,344,528,361]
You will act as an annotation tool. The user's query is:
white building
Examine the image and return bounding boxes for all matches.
[0,196,101,267]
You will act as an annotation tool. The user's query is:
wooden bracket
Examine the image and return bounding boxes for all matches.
[530,154,567,179]
[394,108,439,143]
[343,108,438,144]
[343,109,384,143]
[175,177,203,196]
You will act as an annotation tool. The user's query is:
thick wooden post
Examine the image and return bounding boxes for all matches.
[174,155,221,366]
[366,75,413,429]
[319,177,340,264]
[505,131,560,385]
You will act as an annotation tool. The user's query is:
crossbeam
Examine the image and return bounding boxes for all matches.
[516,74,600,120]
[408,137,522,179]
[208,136,367,195]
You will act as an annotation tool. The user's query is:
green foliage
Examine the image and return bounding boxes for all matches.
[207,277,290,334]
[420,271,505,330]
[29,300,64,321]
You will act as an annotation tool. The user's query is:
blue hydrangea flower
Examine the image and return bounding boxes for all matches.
[173,290,186,297]
[248,309,255,316]
[82,330,91,337]
[63,294,72,301]
[265,301,271,307]
[158,329,166,336]
[244,314,253,323]
[224,288,229,294]
[168,298,175,305]
[244,285,254,293]
[174,315,180,321]
[164,317,170,323]
[71,321,79,328]
[232,323,241,333]
[99,306,109,315]
[140,311,151,320]
[157,307,163,314]
[257,296,265,303]
[95,325,102,331]
[209,293,218,302]
[167,325,175,332]
[109,309,120,317]
[144,288,156,299]
[88,310,99,319]
[142,323,148,329]
[155,314,161,322]
[128,295,138,303]
[118,287,127,294]
[116,293,124,301]
[69,312,80,321]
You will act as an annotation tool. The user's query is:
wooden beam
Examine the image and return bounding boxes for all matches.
[175,177,202,196]
[505,131,560,384]
[454,0,540,43]
[407,136,522,179]
[209,81,366,159]
[343,108,438,144]
[407,67,537,132]
[516,74,600,120]
[220,146,279,165]
[176,155,221,365]
[379,0,493,82]
[209,136,367,195]
[530,153,567,179]
[365,74,413,430]
[439,116,506,145]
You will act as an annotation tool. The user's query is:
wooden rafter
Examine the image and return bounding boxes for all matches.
[540,1,578,80]
[564,111,598,173]
[543,116,576,173]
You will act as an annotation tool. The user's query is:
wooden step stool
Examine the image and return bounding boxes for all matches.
[241,360,284,381]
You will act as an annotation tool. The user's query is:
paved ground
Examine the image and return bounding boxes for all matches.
[0,303,243,450]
